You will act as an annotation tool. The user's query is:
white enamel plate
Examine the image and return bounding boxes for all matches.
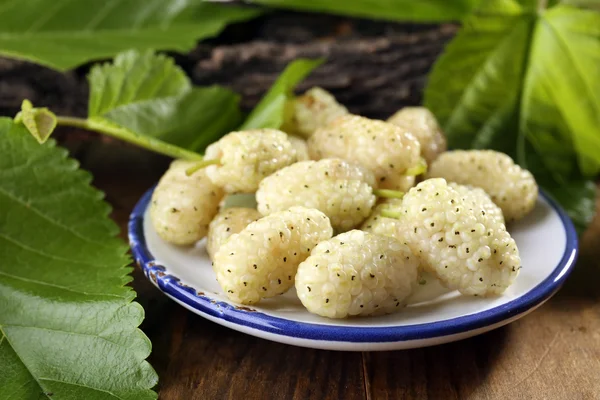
[129,188,578,351]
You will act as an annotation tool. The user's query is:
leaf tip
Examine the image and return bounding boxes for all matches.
[14,99,58,144]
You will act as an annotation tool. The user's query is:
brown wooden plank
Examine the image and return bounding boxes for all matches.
[151,307,366,400]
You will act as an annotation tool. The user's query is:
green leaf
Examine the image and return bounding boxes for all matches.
[0,0,262,71]
[14,99,58,143]
[424,0,600,231]
[424,0,534,148]
[520,138,597,234]
[88,50,191,118]
[101,86,243,152]
[543,178,597,235]
[0,119,157,398]
[249,0,479,21]
[559,0,600,10]
[521,5,600,177]
[81,117,205,160]
[240,58,324,130]
[87,50,242,152]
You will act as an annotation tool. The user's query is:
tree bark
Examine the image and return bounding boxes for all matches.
[0,11,456,157]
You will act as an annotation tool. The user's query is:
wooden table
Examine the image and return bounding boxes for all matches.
[91,150,600,400]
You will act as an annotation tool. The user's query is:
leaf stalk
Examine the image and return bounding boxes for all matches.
[56,116,203,161]
[185,159,221,176]
[373,189,405,199]
[405,158,428,177]
[380,209,402,219]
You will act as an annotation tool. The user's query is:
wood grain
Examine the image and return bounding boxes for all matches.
[87,149,600,400]
[155,310,365,400]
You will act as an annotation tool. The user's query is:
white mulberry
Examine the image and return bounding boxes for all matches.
[360,200,404,239]
[387,107,446,164]
[256,159,376,231]
[449,183,504,225]
[390,175,416,193]
[400,178,521,296]
[204,129,298,193]
[308,115,421,190]
[282,87,349,138]
[206,207,262,259]
[295,230,418,318]
[362,185,503,251]
[150,160,224,246]
[213,207,333,304]
[428,150,538,221]
[287,135,310,161]
[362,186,503,241]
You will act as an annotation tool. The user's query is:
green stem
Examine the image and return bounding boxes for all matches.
[405,158,427,177]
[380,209,402,219]
[56,116,204,161]
[185,159,221,176]
[373,189,405,199]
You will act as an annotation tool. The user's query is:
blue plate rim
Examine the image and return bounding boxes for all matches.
[128,187,578,343]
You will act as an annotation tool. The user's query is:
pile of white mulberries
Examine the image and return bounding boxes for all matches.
[150,87,539,319]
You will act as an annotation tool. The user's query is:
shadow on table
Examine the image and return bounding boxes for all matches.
[546,201,600,308]
[140,291,511,400]
[362,325,509,399]
[146,307,368,400]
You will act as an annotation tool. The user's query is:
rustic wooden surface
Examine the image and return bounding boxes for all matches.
[87,149,600,400]
[3,10,599,399]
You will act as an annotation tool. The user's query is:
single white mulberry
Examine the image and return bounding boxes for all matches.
[427,150,538,221]
[295,230,418,318]
[387,107,446,164]
[150,160,224,246]
[400,178,521,296]
[362,186,503,239]
[204,129,298,193]
[449,183,504,225]
[360,200,404,239]
[389,175,416,193]
[213,207,333,304]
[282,87,349,138]
[256,159,377,231]
[308,115,421,190]
[287,135,310,161]
[206,207,262,259]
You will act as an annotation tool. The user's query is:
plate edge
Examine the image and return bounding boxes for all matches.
[128,187,579,343]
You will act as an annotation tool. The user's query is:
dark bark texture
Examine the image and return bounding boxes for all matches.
[0,12,456,122]
[0,11,455,174]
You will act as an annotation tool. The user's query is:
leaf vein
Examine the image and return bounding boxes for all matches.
[0,270,125,299]
[83,0,121,32]
[25,0,72,34]
[0,231,109,270]
[0,185,113,248]
[0,327,50,399]
[4,323,134,356]
[37,378,123,400]
[542,18,600,121]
